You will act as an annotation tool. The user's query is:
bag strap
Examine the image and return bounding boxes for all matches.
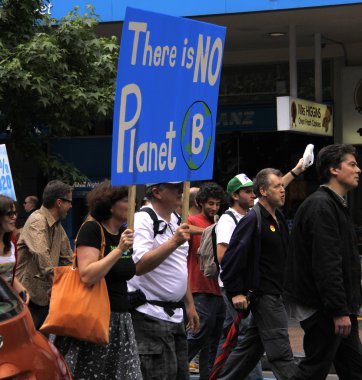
[11,233,17,287]
[224,210,238,225]
[253,203,262,236]
[211,224,218,267]
[212,211,237,268]
[72,217,106,269]
[173,211,182,226]
[139,207,166,238]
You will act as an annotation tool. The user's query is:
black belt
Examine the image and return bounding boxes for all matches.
[147,300,184,317]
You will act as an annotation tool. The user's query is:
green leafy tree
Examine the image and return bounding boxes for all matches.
[0,0,119,182]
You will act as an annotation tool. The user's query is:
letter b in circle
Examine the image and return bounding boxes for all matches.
[191,114,204,154]
[181,101,213,170]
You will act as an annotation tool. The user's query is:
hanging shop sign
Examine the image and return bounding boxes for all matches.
[277,96,333,136]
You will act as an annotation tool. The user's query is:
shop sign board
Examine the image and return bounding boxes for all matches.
[277,96,333,136]
[0,145,16,200]
[111,8,225,186]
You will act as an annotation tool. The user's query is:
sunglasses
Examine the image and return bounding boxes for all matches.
[6,211,17,218]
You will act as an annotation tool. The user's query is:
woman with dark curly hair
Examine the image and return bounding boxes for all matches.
[0,194,29,302]
[56,180,142,380]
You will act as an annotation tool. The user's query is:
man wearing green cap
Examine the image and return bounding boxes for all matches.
[214,157,310,379]
[215,173,263,380]
[219,168,298,380]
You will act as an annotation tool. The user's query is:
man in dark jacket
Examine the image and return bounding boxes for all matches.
[284,144,362,380]
[219,168,297,380]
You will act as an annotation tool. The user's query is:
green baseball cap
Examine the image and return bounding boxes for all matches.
[227,174,253,194]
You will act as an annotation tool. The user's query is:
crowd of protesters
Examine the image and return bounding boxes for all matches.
[1,143,361,380]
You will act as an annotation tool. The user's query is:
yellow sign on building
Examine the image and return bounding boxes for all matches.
[277,96,333,136]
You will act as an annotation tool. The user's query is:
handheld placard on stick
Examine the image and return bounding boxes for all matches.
[127,185,136,230]
[181,182,190,224]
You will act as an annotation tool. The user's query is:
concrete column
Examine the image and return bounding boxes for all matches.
[289,24,297,98]
[333,57,344,143]
[315,33,323,102]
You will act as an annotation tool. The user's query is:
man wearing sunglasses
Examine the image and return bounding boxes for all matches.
[128,182,199,380]
[16,180,73,329]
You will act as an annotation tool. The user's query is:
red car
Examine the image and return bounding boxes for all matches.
[0,276,72,380]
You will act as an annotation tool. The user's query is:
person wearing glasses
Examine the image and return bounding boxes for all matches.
[0,194,29,303]
[16,180,73,329]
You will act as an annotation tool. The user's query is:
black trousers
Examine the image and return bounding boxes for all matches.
[28,300,49,330]
[292,311,362,380]
[218,294,297,380]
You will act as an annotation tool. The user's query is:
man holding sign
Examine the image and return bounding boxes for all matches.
[114,8,225,378]
[128,182,199,379]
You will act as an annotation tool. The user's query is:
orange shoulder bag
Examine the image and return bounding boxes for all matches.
[40,220,110,345]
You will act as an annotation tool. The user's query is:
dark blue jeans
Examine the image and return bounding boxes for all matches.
[187,293,225,380]
[216,288,263,380]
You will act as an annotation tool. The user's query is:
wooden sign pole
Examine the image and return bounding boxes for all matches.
[181,181,190,223]
[127,185,137,229]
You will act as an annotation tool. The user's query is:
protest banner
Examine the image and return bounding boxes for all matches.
[111,7,225,224]
[0,145,16,200]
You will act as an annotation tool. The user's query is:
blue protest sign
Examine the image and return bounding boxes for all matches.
[111,7,226,185]
[0,145,16,200]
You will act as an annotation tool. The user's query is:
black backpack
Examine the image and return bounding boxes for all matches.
[138,207,181,238]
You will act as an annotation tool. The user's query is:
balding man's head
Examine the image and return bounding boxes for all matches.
[188,187,201,216]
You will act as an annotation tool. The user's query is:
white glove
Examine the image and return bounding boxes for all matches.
[302,144,314,170]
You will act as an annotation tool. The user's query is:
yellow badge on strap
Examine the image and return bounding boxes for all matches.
[270,225,276,232]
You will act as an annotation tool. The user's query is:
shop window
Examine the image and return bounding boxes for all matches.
[219,60,332,106]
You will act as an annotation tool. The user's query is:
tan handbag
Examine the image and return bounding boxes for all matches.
[40,220,110,345]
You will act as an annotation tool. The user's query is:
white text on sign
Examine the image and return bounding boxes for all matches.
[116,84,208,174]
[128,22,223,86]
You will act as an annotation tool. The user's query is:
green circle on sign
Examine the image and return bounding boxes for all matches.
[180,101,213,170]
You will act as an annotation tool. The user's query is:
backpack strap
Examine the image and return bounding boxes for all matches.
[224,210,238,225]
[253,203,262,236]
[138,207,167,238]
[212,211,237,269]
[173,211,181,226]
[73,218,106,269]
[211,224,218,268]
[11,233,17,287]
